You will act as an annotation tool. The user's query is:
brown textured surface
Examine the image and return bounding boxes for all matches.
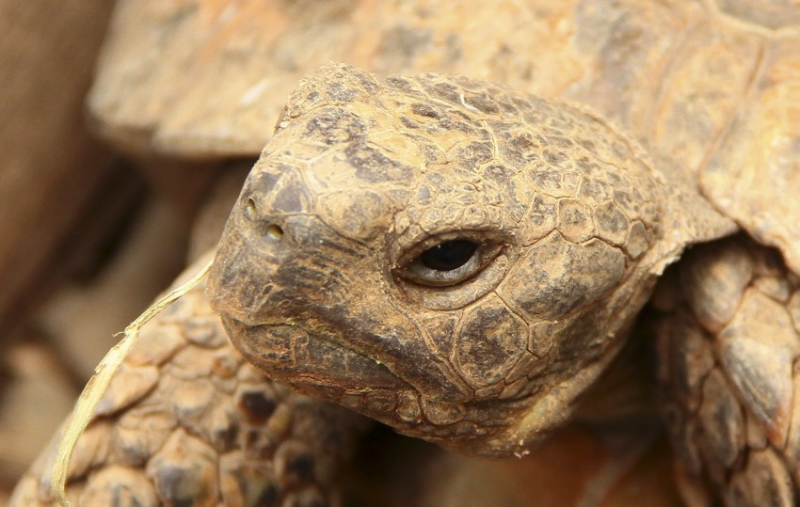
[655,236,800,506]
[11,255,368,506]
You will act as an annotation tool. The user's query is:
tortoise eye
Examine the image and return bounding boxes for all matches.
[400,238,501,287]
[418,240,479,271]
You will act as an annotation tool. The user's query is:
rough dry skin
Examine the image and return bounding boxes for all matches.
[207,62,799,507]
[208,63,734,456]
[11,255,366,506]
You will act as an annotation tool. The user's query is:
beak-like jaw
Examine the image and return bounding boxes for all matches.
[207,213,451,445]
[206,194,519,455]
[207,224,278,327]
[207,204,416,415]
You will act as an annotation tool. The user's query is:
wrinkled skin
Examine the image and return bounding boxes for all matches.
[208,63,732,457]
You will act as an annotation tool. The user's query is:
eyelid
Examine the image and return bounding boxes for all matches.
[396,236,504,288]
[396,231,489,267]
[405,250,482,286]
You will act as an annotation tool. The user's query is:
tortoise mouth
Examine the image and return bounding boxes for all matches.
[220,314,414,395]
[220,315,551,457]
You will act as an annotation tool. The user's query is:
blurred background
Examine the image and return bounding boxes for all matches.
[0,2,233,502]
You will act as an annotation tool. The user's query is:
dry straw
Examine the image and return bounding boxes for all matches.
[50,259,213,506]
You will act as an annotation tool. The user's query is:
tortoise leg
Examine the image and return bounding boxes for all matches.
[9,254,368,507]
[654,235,800,506]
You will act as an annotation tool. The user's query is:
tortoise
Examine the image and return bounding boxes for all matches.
[11,0,800,506]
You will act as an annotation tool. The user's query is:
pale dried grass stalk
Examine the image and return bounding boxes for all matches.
[50,259,213,506]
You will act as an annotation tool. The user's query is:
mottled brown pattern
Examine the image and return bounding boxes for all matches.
[655,237,800,506]
[11,256,367,506]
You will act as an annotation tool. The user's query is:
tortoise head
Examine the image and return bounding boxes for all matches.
[208,63,732,457]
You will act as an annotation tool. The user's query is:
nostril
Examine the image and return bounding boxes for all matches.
[244,198,258,220]
[255,222,284,241]
[266,224,283,240]
[244,196,284,240]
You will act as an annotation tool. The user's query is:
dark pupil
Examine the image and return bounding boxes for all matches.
[419,240,479,271]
